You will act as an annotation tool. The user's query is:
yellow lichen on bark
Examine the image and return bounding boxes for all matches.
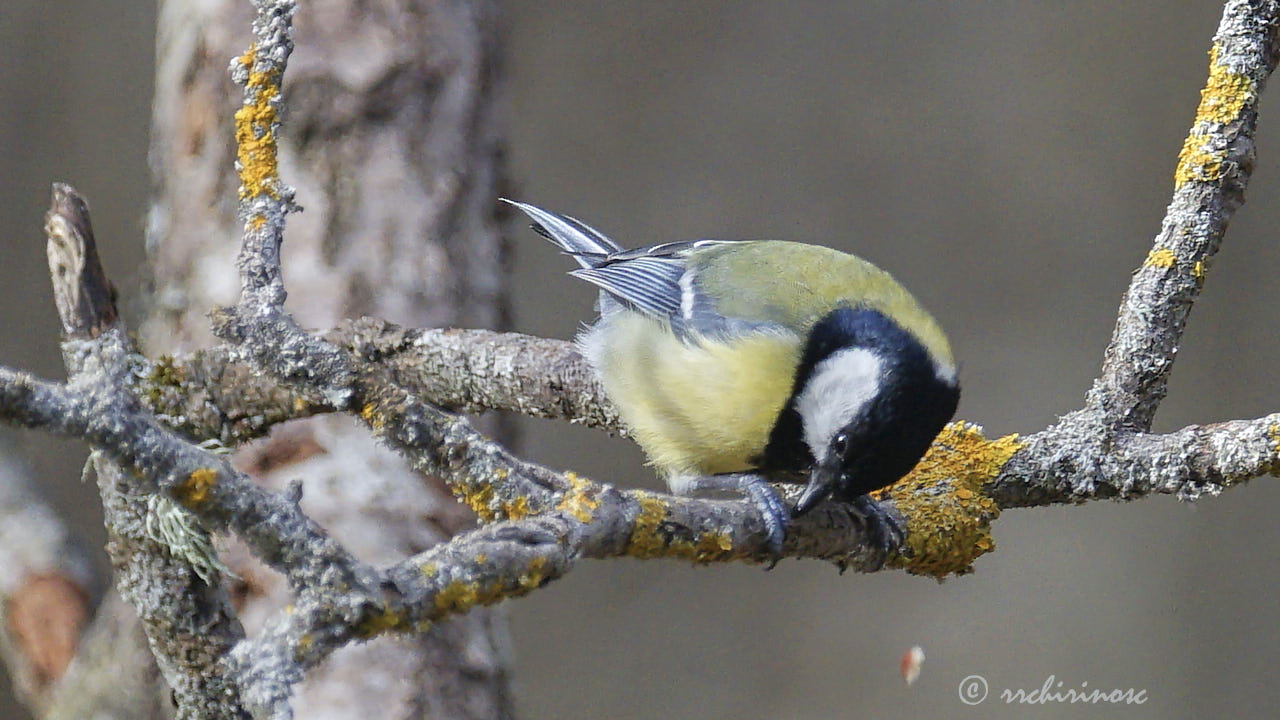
[625,492,670,558]
[354,607,410,638]
[880,422,1023,579]
[517,556,550,589]
[173,467,219,508]
[433,557,551,615]
[1174,139,1222,188]
[502,496,532,520]
[1196,45,1254,125]
[556,472,600,522]
[1144,248,1177,269]
[434,580,502,614]
[624,491,741,562]
[234,44,282,199]
[1193,260,1207,284]
[456,483,498,522]
[1174,45,1255,188]
[453,479,533,523]
[683,530,736,562]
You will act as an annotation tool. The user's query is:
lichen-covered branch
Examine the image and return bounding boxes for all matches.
[122,318,608,446]
[1089,0,1280,430]
[44,185,251,720]
[335,317,623,434]
[230,517,568,718]
[211,0,357,408]
[990,414,1280,508]
[1,1,1278,718]
[140,345,329,445]
[150,0,520,709]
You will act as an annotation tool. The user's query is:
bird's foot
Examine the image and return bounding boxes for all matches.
[683,473,789,557]
[849,494,904,561]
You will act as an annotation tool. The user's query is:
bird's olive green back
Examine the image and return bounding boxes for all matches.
[691,241,955,368]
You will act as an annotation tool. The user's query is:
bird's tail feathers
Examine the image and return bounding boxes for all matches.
[501,198,623,268]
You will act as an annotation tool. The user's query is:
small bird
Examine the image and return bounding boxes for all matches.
[506,200,959,555]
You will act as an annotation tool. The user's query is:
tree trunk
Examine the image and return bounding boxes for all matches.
[143,1,513,718]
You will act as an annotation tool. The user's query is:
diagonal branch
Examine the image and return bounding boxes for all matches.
[1089,0,1280,430]
[43,185,251,720]
[2,2,1279,718]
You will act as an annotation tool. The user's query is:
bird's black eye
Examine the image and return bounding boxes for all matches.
[831,432,851,458]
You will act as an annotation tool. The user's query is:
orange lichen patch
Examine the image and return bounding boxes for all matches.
[556,471,601,523]
[502,495,531,521]
[234,44,282,199]
[248,214,267,231]
[453,480,533,523]
[656,529,738,564]
[354,607,410,638]
[1174,139,1222,188]
[434,581,490,614]
[517,556,551,590]
[680,530,736,563]
[173,467,219,508]
[1175,45,1255,189]
[878,422,1023,579]
[1193,260,1207,284]
[358,401,383,430]
[1143,248,1177,269]
[1197,45,1254,125]
[457,483,499,522]
[625,492,671,558]
[624,491,741,562]
[433,558,552,616]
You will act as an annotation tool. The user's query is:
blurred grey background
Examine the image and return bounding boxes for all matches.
[3,2,1279,718]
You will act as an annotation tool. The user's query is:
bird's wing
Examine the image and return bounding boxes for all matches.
[570,256,686,319]
[502,199,623,268]
[507,201,785,337]
[572,240,767,337]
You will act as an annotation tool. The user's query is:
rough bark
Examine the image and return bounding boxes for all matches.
[2,1,1279,718]
[144,1,513,718]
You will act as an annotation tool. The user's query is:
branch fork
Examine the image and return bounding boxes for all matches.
[2,0,1279,717]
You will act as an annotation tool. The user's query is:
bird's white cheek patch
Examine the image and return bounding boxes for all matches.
[795,348,883,459]
[934,359,958,386]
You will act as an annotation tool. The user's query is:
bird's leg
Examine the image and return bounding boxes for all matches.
[678,473,789,556]
[848,494,904,560]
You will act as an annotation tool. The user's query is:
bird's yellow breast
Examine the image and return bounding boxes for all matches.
[580,313,801,476]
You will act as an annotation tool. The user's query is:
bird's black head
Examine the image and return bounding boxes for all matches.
[762,306,960,516]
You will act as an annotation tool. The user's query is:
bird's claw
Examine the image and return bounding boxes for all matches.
[850,494,904,560]
[738,475,789,557]
[686,473,789,557]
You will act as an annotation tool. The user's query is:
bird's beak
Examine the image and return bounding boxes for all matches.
[793,458,840,517]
